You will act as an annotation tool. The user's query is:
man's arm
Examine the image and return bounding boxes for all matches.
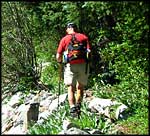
[56,37,66,63]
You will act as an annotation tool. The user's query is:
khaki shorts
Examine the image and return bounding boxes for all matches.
[64,63,89,86]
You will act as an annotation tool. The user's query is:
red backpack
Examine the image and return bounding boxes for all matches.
[63,34,87,63]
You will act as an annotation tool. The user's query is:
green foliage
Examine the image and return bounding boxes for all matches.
[2,1,149,135]
[28,101,116,134]
[92,70,148,110]
[28,102,69,134]
[2,2,41,93]
[117,108,148,134]
[40,64,58,92]
[91,69,148,134]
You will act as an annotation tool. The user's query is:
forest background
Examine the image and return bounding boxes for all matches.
[2,1,149,134]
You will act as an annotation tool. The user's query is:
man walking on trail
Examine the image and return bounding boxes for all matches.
[56,22,91,117]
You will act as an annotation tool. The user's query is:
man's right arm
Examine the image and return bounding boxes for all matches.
[56,37,65,63]
[56,53,62,63]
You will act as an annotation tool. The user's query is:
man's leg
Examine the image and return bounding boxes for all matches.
[76,63,89,104]
[68,85,79,117]
[64,64,75,107]
[76,82,84,104]
[67,85,76,107]
[75,82,84,117]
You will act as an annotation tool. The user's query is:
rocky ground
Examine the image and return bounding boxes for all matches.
[2,89,128,135]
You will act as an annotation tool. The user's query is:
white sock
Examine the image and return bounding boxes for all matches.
[70,105,75,108]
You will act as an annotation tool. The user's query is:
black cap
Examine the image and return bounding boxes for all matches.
[67,22,77,29]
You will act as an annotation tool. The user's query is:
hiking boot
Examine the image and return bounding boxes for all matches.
[76,103,81,116]
[70,106,78,117]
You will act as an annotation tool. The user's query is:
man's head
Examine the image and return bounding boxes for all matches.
[66,22,77,34]
[67,23,77,29]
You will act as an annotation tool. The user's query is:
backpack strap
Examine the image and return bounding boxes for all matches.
[71,34,79,43]
[68,34,78,51]
[72,34,76,43]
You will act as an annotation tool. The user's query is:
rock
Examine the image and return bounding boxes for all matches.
[40,98,52,107]
[38,110,51,120]
[4,124,26,134]
[88,98,118,109]
[23,103,39,132]
[2,119,13,134]
[48,93,67,112]
[8,92,22,108]
[88,129,103,134]
[65,127,90,134]
[62,119,79,131]
[115,104,128,119]
[88,98,128,120]
[2,90,129,135]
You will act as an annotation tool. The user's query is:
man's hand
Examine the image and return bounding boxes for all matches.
[56,53,62,63]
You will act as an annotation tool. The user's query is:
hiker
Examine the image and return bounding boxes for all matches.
[56,22,91,117]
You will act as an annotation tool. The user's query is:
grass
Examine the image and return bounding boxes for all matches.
[116,108,149,134]
[28,67,148,135]
[28,101,117,135]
